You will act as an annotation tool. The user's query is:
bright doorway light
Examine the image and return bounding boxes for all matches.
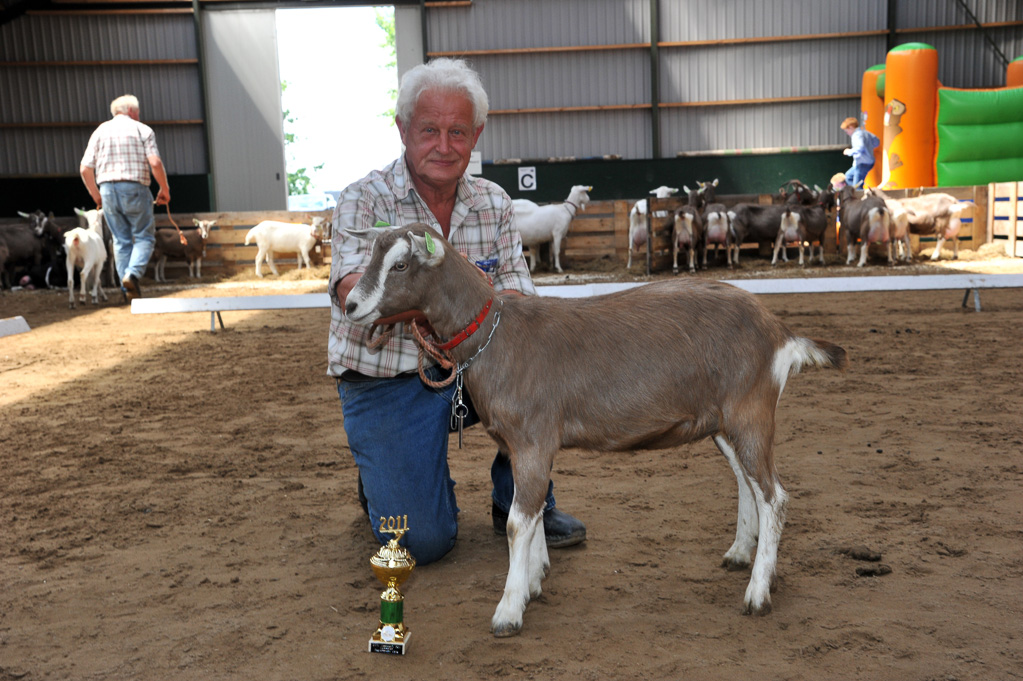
[276,6,401,197]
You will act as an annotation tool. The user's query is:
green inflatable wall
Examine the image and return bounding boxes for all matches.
[935,86,1023,186]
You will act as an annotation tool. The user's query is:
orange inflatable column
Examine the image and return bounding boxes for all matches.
[1008,56,1023,87]
[882,43,938,189]
[861,64,885,188]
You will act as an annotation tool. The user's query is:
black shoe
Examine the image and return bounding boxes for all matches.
[122,274,142,301]
[492,503,587,548]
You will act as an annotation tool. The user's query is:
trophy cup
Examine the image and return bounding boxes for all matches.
[368,515,415,655]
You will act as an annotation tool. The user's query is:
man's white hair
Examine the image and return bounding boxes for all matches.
[110,94,139,116]
[395,58,489,130]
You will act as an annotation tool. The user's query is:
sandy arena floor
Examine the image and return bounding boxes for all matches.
[2,247,1022,680]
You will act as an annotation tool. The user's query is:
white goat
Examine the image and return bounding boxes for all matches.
[627,186,679,268]
[66,208,109,308]
[512,185,592,273]
[344,223,848,639]
[244,216,326,277]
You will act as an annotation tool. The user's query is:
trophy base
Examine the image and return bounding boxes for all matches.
[368,629,410,655]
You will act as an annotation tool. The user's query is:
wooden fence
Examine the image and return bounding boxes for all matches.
[4,183,1011,281]
[152,210,334,278]
[988,181,1022,257]
[147,185,999,276]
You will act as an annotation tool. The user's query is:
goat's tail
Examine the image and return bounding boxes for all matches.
[778,337,848,383]
[244,225,259,245]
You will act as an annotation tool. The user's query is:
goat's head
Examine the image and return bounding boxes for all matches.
[310,216,328,238]
[697,178,719,204]
[74,207,104,234]
[18,210,47,237]
[344,223,447,325]
[649,186,679,199]
[568,185,593,211]
[192,218,216,239]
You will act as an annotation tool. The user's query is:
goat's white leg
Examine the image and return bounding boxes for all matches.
[254,247,266,277]
[528,515,550,598]
[770,233,783,266]
[952,234,959,260]
[527,249,536,272]
[671,241,679,275]
[886,240,894,266]
[492,504,542,638]
[552,236,563,273]
[266,250,280,276]
[196,257,202,278]
[846,242,855,265]
[688,244,696,273]
[857,241,869,267]
[930,236,946,261]
[713,435,759,570]
[743,478,788,616]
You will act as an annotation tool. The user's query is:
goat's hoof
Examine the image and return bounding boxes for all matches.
[721,556,751,571]
[742,599,773,616]
[491,620,522,638]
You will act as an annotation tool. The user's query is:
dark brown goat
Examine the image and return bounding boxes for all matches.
[343,223,848,639]
[150,219,214,282]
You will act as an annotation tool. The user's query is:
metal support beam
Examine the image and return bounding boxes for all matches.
[953,0,1010,68]
[648,0,660,159]
[886,0,899,52]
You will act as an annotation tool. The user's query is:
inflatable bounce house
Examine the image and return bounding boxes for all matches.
[858,44,1023,190]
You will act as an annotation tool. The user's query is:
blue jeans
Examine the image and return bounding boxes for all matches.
[845,162,874,189]
[337,366,556,565]
[99,181,156,284]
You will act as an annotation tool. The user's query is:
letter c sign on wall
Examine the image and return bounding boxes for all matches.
[518,167,536,191]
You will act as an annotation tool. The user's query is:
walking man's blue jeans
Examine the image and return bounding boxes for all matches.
[337,366,555,564]
[99,181,156,284]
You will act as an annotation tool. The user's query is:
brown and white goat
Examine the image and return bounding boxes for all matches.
[771,187,836,267]
[151,219,214,282]
[896,192,972,260]
[837,186,892,267]
[672,204,703,274]
[343,223,848,638]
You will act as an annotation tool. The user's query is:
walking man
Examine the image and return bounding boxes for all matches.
[80,94,171,301]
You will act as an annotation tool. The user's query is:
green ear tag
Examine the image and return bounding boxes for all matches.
[424,232,436,254]
[374,220,390,228]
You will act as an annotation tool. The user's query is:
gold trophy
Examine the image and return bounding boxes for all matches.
[368,515,415,655]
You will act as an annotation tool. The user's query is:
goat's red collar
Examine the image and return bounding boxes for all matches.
[437,298,493,351]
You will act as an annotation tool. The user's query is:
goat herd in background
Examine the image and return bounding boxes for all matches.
[621,178,973,275]
[1,178,973,307]
[0,211,326,307]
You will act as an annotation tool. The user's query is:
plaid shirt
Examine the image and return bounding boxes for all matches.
[327,154,535,378]
[80,114,160,185]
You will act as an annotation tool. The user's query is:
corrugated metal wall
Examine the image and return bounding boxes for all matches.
[0,12,207,178]
[424,0,1023,162]
[2,0,1021,183]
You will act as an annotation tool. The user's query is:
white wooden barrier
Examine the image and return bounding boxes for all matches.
[130,273,1023,332]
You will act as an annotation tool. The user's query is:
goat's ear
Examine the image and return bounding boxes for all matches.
[345,226,391,241]
[17,211,29,218]
[74,207,85,217]
[712,178,719,187]
[192,218,200,226]
[814,184,822,192]
[683,185,692,194]
[408,231,445,266]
